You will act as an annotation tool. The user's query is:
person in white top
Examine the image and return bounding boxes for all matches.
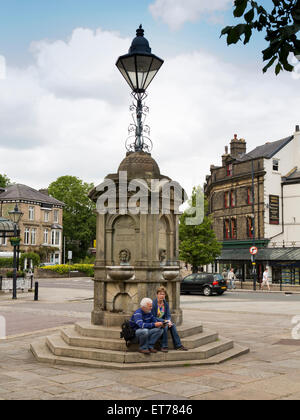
[262,268,271,291]
[227,268,236,290]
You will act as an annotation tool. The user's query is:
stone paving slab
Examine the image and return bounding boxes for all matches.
[1,281,300,400]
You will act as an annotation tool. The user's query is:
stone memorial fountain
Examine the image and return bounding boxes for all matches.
[31,26,248,368]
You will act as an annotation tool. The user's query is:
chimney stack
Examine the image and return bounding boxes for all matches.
[39,188,49,196]
[230,134,247,158]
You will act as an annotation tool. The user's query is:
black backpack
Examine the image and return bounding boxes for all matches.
[120,320,136,347]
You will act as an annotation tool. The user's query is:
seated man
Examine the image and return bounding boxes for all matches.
[152,286,188,352]
[130,298,164,354]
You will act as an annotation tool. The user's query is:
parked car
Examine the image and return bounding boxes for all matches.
[180,273,227,296]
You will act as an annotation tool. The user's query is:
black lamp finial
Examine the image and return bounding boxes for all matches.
[136,25,144,37]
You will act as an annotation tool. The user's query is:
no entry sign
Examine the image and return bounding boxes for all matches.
[250,246,258,255]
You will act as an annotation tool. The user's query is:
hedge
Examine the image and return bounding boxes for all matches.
[41,264,94,277]
[0,257,14,268]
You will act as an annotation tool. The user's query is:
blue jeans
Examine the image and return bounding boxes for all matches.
[161,324,182,349]
[134,328,163,350]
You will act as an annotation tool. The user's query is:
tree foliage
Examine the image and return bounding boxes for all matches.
[0,174,11,188]
[179,187,222,273]
[221,0,300,74]
[48,176,96,261]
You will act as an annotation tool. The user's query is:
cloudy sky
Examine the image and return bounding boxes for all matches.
[0,0,299,198]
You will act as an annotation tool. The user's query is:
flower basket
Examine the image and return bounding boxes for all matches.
[10,237,21,246]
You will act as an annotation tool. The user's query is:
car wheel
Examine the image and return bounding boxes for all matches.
[203,286,212,296]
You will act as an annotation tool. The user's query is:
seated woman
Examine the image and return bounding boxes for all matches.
[151,286,188,352]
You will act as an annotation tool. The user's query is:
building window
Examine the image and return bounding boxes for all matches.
[24,228,30,245]
[247,187,253,205]
[231,218,237,239]
[29,206,35,221]
[53,210,59,223]
[44,211,49,222]
[230,190,236,208]
[43,229,49,244]
[224,192,230,208]
[224,219,231,239]
[31,228,36,245]
[51,230,60,246]
[55,231,60,246]
[226,164,233,177]
[0,236,7,246]
[273,159,279,171]
[247,217,254,238]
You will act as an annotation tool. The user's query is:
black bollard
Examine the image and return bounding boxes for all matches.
[34,281,39,301]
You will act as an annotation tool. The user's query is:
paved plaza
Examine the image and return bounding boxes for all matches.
[1,279,300,400]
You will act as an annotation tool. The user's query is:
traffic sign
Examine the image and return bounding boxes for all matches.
[250,246,258,255]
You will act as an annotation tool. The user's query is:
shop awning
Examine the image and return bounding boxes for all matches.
[216,247,300,263]
[0,217,15,237]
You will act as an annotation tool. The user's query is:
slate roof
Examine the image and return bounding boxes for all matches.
[0,184,64,207]
[237,135,294,161]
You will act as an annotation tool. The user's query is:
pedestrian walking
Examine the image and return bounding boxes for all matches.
[222,268,228,281]
[261,268,271,291]
[227,268,236,291]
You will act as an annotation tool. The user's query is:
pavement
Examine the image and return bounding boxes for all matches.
[1,278,300,400]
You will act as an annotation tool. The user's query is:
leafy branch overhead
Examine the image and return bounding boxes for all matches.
[221,0,300,74]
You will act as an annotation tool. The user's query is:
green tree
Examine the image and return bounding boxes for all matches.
[179,187,222,273]
[48,176,96,261]
[0,174,11,188]
[221,0,300,74]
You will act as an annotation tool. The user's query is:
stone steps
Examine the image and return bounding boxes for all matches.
[30,337,249,370]
[60,325,216,351]
[74,320,203,339]
[45,333,234,364]
[30,320,250,369]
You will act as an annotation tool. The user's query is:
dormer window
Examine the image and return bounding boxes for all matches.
[273,159,279,171]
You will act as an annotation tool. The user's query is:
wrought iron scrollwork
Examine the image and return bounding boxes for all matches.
[125,91,153,153]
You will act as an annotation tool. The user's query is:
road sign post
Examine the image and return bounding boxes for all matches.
[250,247,258,291]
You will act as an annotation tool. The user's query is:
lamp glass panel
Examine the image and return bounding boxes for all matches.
[119,56,137,89]
[117,63,134,90]
[136,55,153,90]
[143,57,163,91]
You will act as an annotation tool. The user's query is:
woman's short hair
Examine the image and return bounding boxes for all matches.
[140,297,152,308]
[156,286,167,295]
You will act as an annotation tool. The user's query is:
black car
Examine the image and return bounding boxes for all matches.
[180,273,227,296]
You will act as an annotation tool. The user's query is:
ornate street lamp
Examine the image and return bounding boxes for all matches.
[8,204,23,299]
[116,25,164,153]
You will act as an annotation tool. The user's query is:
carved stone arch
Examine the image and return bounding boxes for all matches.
[158,214,175,263]
[106,213,139,230]
[111,214,138,265]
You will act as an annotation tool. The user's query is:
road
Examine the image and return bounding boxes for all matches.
[38,277,94,290]
[1,277,300,337]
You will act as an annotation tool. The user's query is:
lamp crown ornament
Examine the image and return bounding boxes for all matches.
[116,25,164,153]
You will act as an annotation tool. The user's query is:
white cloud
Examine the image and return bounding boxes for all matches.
[149,0,232,30]
[0,26,299,201]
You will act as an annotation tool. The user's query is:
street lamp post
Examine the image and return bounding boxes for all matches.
[116,25,164,153]
[8,204,23,299]
[251,160,257,291]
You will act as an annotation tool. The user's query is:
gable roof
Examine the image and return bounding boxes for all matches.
[0,184,65,207]
[237,135,294,162]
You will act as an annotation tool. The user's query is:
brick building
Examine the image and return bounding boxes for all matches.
[0,184,64,264]
[204,126,300,284]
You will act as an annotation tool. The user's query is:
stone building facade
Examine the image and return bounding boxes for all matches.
[0,184,64,264]
[204,126,300,284]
